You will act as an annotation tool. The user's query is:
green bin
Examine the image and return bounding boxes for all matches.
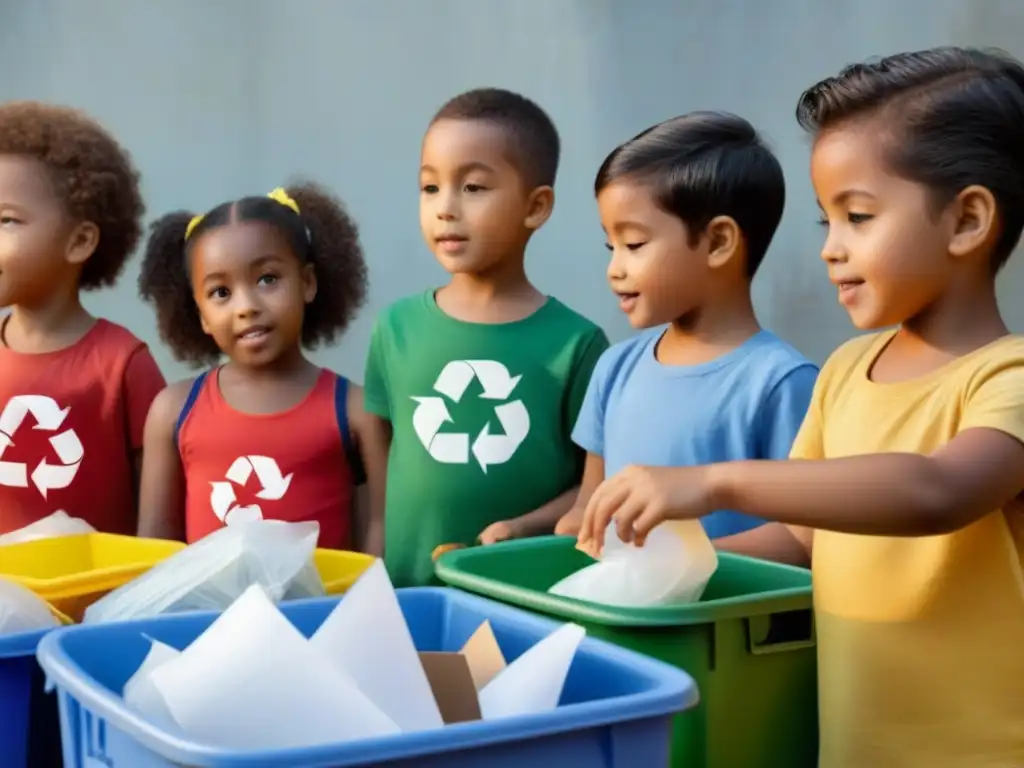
[436,536,817,768]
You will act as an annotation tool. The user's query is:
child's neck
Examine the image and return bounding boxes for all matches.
[436,260,544,324]
[3,294,93,353]
[901,280,1008,355]
[657,293,761,367]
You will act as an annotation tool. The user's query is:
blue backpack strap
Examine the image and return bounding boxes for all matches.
[174,371,210,447]
[335,374,367,485]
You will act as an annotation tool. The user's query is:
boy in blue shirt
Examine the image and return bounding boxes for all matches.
[556,112,817,541]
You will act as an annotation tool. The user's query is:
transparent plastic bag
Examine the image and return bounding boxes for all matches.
[550,520,718,607]
[83,520,326,624]
[0,510,95,546]
[0,578,59,634]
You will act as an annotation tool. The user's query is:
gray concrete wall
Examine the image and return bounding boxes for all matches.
[3,0,1024,380]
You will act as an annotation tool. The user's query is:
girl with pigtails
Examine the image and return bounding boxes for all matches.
[137,183,385,555]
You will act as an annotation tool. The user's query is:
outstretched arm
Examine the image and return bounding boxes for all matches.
[137,382,190,541]
[579,427,1024,551]
[347,383,388,557]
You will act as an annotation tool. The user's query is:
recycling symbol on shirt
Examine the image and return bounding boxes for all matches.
[0,395,85,498]
[411,359,530,473]
[209,455,293,524]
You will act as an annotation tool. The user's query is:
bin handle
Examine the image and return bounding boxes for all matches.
[746,608,816,655]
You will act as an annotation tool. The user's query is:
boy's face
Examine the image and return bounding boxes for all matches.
[598,180,708,328]
[419,119,549,275]
[0,155,79,309]
[811,125,955,330]
[189,220,316,367]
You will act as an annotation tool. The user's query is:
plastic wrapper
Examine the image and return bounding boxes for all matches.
[0,577,60,634]
[0,510,95,546]
[83,520,325,624]
[551,520,718,607]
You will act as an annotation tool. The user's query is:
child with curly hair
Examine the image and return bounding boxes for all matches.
[136,183,383,554]
[0,102,165,535]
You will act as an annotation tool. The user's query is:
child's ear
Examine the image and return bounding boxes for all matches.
[65,221,100,267]
[302,263,317,304]
[524,185,555,231]
[704,215,742,270]
[948,184,998,260]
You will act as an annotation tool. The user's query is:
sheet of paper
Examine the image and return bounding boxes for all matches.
[478,622,585,720]
[123,636,181,728]
[149,584,399,750]
[311,559,443,732]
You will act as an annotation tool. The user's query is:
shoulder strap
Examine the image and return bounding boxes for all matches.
[174,371,210,447]
[335,374,367,485]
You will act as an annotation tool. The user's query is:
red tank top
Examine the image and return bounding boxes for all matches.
[176,368,359,548]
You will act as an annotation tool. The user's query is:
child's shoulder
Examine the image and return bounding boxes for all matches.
[540,297,605,336]
[91,318,150,353]
[745,331,818,378]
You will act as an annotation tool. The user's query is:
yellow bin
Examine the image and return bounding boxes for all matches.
[314,549,376,595]
[0,534,184,622]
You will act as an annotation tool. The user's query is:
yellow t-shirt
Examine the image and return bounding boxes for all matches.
[791,331,1024,768]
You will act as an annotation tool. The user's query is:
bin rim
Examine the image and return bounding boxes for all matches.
[37,587,699,766]
[435,538,813,628]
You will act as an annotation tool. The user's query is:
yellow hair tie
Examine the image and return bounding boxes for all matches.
[267,186,301,215]
[184,188,300,242]
[184,214,204,241]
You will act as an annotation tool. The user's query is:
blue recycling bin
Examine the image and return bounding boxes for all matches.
[0,627,63,767]
[38,587,698,767]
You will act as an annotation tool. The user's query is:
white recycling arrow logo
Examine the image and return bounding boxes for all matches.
[411,359,530,473]
[0,395,84,498]
[209,455,293,524]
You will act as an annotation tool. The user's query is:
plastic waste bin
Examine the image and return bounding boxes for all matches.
[0,626,68,768]
[38,586,697,766]
[0,534,185,621]
[313,549,375,595]
[435,536,818,768]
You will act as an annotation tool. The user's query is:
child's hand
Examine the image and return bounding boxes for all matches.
[577,465,714,555]
[554,507,583,536]
[478,519,523,545]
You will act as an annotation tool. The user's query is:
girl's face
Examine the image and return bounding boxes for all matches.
[189,220,316,367]
[811,124,955,330]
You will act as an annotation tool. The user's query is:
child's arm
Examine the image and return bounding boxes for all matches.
[579,428,1024,550]
[714,523,813,567]
[137,382,190,541]
[123,347,167,518]
[554,453,605,536]
[347,383,388,557]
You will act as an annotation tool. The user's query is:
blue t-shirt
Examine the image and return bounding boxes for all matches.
[572,328,818,538]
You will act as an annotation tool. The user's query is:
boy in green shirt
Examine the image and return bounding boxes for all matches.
[364,88,609,586]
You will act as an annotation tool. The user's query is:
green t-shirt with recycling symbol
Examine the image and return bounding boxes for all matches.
[364,290,609,587]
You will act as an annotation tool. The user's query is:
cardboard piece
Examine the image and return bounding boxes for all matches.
[418,621,506,724]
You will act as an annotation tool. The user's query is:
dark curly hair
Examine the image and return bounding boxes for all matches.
[0,101,144,289]
[138,181,368,367]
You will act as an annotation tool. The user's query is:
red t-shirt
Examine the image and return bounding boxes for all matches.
[0,318,166,534]
[177,367,357,549]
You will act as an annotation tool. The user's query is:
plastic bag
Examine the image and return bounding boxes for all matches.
[550,520,718,607]
[0,510,95,546]
[0,578,59,634]
[83,520,326,624]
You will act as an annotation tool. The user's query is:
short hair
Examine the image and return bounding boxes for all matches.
[431,87,560,188]
[0,101,144,289]
[138,181,367,367]
[594,112,785,278]
[796,46,1024,271]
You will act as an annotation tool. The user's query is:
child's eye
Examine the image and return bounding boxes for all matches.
[208,286,229,300]
[815,215,829,227]
[464,184,486,193]
[0,215,19,225]
[625,242,646,251]
[603,243,613,252]
[257,273,278,286]
[421,184,438,194]
[848,212,873,224]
